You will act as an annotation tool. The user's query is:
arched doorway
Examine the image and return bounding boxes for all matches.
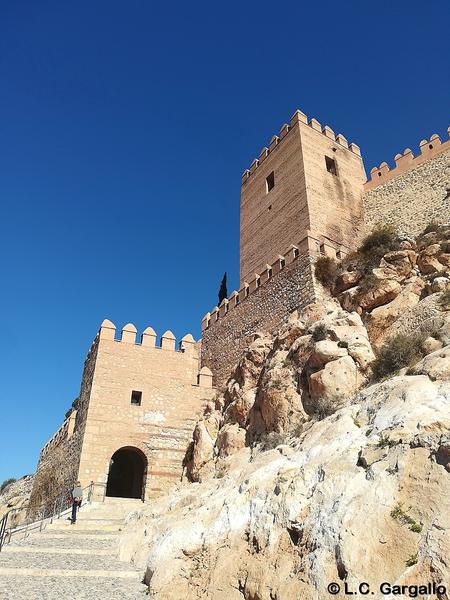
[106,447,147,499]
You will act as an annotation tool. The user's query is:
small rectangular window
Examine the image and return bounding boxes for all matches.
[131,390,142,406]
[266,171,275,193]
[325,156,337,175]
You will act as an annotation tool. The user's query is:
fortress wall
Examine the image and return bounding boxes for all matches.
[363,134,450,236]
[299,118,366,250]
[240,122,308,285]
[77,324,214,499]
[201,250,317,387]
[240,109,365,284]
[29,340,100,515]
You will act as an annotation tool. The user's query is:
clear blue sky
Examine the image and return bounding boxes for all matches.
[1,1,448,482]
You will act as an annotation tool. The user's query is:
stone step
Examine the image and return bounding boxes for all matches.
[0,567,140,578]
[2,545,115,556]
[0,549,138,572]
[8,533,118,550]
[41,527,120,536]
[103,497,144,506]
[0,574,148,600]
[0,498,148,599]
[46,521,123,532]
[71,516,124,525]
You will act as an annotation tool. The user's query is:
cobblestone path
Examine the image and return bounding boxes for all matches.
[0,499,148,599]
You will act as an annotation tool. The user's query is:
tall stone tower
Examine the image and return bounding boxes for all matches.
[240,109,366,284]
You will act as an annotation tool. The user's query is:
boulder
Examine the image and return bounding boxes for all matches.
[187,420,217,482]
[223,387,256,427]
[250,359,308,435]
[216,424,246,457]
[308,339,348,368]
[430,276,450,293]
[309,355,362,414]
[417,244,446,274]
[409,345,450,381]
[422,336,443,355]
[334,270,362,293]
[368,277,425,343]
[232,333,273,388]
[357,279,402,311]
[373,249,416,282]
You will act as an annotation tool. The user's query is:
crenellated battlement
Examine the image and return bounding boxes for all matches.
[96,319,197,354]
[202,238,324,332]
[241,108,362,185]
[40,410,77,458]
[365,128,450,190]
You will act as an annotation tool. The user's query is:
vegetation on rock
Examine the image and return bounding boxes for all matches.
[0,478,16,494]
[371,333,426,381]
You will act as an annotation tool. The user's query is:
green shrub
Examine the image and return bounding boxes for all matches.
[416,223,448,249]
[359,224,398,257]
[356,273,379,297]
[315,256,338,288]
[422,221,440,235]
[311,323,328,342]
[390,503,422,533]
[438,288,450,308]
[377,434,397,449]
[0,478,16,494]
[405,553,418,567]
[214,468,226,479]
[372,333,425,381]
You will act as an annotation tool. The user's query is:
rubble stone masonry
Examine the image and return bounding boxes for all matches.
[363,133,450,236]
[202,251,318,386]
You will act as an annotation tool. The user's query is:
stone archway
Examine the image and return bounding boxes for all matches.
[105,446,147,499]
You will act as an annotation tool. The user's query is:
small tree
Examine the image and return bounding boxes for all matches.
[218,272,227,305]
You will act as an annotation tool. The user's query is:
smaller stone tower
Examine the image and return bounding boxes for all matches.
[240,110,366,284]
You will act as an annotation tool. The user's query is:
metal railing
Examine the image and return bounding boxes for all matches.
[0,481,107,552]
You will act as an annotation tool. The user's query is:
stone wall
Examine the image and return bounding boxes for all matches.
[363,138,450,237]
[28,340,99,515]
[240,109,365,284]
[30,324,215,510]
[201,251,318,387]
[76,323,215,499]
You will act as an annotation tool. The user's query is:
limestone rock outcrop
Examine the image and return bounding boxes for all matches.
[0,475,34,528]
[331,227,450,345]
[120,352,450,599]
[118,229,450,598]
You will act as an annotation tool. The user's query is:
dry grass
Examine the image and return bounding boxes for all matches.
[371,333,426,381]
[314,256,338,288]
[28,446,71,518]
[438,288,450,309]
[315,225,400,294]
[0,478,16,494]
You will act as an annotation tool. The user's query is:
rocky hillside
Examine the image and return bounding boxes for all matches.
[0,475,34,528]
[120,225,450,599]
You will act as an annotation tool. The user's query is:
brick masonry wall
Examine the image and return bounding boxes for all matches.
[363,149,450,236]
[201,252,318,387]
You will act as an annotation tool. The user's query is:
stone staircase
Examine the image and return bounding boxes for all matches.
[0,497,148,599]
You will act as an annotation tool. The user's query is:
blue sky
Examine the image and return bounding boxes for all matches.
[1,0,448,482]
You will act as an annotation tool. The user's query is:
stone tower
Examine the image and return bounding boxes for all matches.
[240,110,366,284]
